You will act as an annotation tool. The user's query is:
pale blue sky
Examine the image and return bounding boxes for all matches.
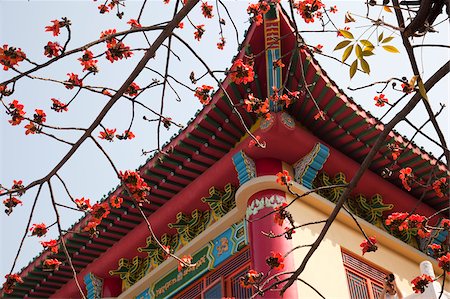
[1,0,448,280]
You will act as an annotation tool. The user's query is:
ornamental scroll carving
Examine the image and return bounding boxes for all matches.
[246,194,286,219]
[110,183,237,290]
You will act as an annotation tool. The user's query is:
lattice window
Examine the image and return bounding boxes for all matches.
[178,281,203,299]
[342,250,386,299]
[175,247,251,298]
[230,266,253,299]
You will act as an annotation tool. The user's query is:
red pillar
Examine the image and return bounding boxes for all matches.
[244,159,297,298]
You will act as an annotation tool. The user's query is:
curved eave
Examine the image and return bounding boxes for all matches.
[281,40,448,212]
[6,18,265,299]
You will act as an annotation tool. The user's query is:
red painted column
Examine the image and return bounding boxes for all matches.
[102,277,122,297]
[244,159,297,298]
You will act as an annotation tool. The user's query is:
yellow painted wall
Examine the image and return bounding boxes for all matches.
[288,190,450,298]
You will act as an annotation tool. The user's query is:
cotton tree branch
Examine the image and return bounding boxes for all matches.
[8,184,43,274]
[0,0,200,197]
[280,60,450,294]
[392,0,450,165]
[0,24,166,87]
[48,180,86,299]
[173,33,266,148]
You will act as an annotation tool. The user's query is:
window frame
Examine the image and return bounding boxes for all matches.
[342,249,388,299]
[175,246,251,299]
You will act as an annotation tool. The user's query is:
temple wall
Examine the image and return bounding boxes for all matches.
[287,187,450,297]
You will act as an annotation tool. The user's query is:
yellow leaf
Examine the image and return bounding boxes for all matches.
[355,44,363,59]
[342,44,354,63]
[360,39,374,48]
[334,40,352,51]
[350,59,358,79]
[382,36,395,43]
[409,75,418,87]
[383,6,392,12]
[418,79,428,101]
[378,32,384,43]
[361,58,370,74]
[362,50,375,56]
[382,45,400,53]
[363,46,375,52]
[339,29,354,39]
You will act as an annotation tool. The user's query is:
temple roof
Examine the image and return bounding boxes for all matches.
[7,4,448,298]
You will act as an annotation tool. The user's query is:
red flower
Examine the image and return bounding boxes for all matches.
[44,41,62,58]
[116,130,135,140]
[162,117,172,130]
[276,170,291,186]
[98,4,110,13]
[295,0,325,23]
[411,274,433,293]
[195,85,214,105]
[119,170,151,202]
[244,94,269,118]
[240,269,262,288]
[217,37,226,50]
[266,251,285,270]
[428,243,443,257]
[110,195,123,208]
[51,98,68,112]
[438,253,450,272]
[385,212,409,231]
[360,236,377,255]
[105,39,133,63]
[24,122,38,135]
[432,177,448,198]
[273,59,285,69]
[441,219,450,228]
[127,19,142,28]
[45,20,62,36]
[91,202,110,220]
[177,22,184,29]
[75,197,91,211]
[11,180,24,195]
[417,228,430,238]
[33,109,46,124]
[100,29,117,40]
[247,2,270,26]
[30,223,48,237]
[3,197,23,215]
[194,25,205,41]
[274,202,288,226]
[125,82,140,97]
[8,99,26,126]
[99,128,117,141]
[399,167,413,191]
[43,258,62,271]
[65,73,83,89]
[2,274,23,295]
[388,143,402,160]
[178,255,193,271]
[229,59,254,85]
[329,5,338,13]
[78,50,98,72]
[40,239,59,254]
[84,219,101,237]
[401,82,414,94]
[374,94,388,107]
[0,45,26,71]
[201,2,213,18]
